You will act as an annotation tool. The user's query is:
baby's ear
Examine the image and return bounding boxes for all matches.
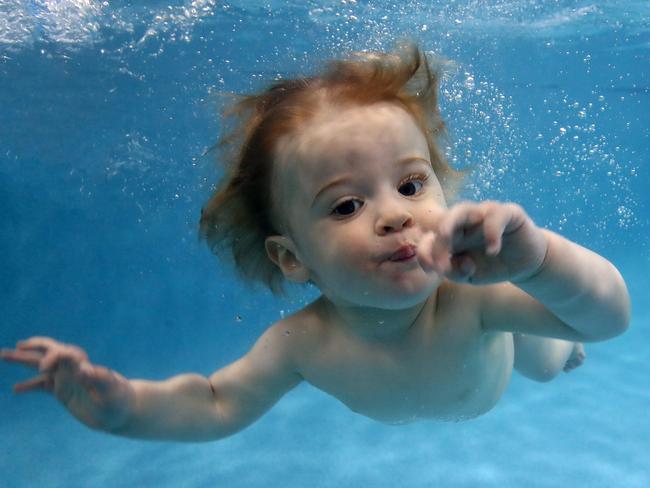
[265,236,310,283]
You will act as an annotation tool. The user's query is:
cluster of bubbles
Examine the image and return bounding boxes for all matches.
[0,0,103,48]
[304,0,647,44]
[1,0,644,247]
[532,89,638,234]
[0,0,223,53]
[4,1,649,52]
[301,2,641,245]
[440,69,524,201]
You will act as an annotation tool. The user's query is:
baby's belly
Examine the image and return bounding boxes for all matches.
[319,332,515,424]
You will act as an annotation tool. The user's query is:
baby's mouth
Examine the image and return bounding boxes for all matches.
[388,245,417,262]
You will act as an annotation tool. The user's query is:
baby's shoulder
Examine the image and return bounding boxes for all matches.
[261,299,327,357]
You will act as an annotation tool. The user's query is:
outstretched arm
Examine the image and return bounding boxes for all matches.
[120,324,302,441]
[2,325,302,442]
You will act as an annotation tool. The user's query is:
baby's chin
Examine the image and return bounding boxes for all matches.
[375,286,439,310]
[326,276,441,311]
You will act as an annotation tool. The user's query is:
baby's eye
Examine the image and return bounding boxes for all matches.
[398,175,427,196]
[331,199,363,217]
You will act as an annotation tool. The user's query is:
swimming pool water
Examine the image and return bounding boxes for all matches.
[1,1,649,487]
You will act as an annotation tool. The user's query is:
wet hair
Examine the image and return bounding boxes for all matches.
[200,44,462,294]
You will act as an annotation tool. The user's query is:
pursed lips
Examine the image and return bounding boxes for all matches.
[387,244,418,262]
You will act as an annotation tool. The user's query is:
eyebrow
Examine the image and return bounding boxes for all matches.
[311,156,431,207]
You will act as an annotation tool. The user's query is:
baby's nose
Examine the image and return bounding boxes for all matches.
[375,207,414,235]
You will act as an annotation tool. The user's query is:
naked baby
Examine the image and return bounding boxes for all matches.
[1,46,630,441]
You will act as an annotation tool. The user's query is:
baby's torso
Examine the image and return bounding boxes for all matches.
[294,284,514,423]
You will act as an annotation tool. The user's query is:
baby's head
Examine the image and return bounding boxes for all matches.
[201,44,461,295]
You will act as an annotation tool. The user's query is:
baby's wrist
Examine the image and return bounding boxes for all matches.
[102,379,137,435]
[510,228,551,285]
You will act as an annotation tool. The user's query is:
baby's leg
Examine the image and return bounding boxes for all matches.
[513,333,586,382]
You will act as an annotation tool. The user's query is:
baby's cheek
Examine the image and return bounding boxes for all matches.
[334,246,366,267]
[327,245,370,278]
[420,206,445,230]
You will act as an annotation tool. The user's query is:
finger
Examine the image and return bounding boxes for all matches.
[438,204,485,252]
[39,345,87,374]
[417,232,454,275]
[13,374,54,393]
[0,348,43,369]
[16,337,61,354]
[445,254,476,283]
[39,349,63,373]
[482,207,512,256]
[416,232,436,271]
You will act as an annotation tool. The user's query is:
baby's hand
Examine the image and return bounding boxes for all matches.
[417,201,548,284]
[1,337,134,432]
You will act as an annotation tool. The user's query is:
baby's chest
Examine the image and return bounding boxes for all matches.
[302,330,513,422]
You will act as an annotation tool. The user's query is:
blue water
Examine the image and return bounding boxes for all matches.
[1,1,648,487]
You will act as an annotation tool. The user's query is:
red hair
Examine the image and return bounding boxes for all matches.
[200,44,461,294]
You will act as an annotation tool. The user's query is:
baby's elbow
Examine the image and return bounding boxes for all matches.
[595,308,629,343]
[602,313,629,341]
[611,297,631,338]
[601,273,631,340]
[602,295,632,340]
[614,269,631,334]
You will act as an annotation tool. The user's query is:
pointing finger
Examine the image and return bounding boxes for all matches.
[416,232,436,270]
[16,337,61,354]
[13,374,54,394]
[1,348,43,368]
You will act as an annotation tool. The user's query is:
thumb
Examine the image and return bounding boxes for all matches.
[417,231,452,275]
[416,232,437,271]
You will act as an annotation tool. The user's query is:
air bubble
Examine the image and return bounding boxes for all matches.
[464,74,475,90]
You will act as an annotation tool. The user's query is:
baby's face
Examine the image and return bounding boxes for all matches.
[273,102,448,309]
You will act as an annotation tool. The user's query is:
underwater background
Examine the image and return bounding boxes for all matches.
[1,1,648,487]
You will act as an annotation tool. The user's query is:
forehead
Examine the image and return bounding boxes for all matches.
[273,102,430,190]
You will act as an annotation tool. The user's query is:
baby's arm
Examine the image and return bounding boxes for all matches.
[2,325,302,442]
[419,201,630,341]
[487,229,630,341]
[475,230,630,342]
[121,324,302,441]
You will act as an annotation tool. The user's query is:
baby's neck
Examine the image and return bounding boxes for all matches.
[319,293,436,342]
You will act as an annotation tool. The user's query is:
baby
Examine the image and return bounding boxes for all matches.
[1,46,630,441]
